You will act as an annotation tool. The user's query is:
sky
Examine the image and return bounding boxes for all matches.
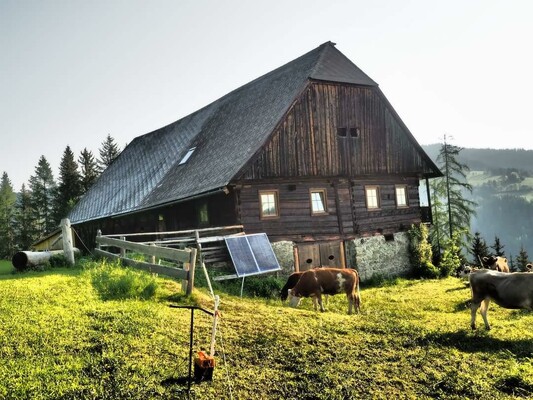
[1,0,533,190]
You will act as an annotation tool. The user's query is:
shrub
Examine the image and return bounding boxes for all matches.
[86,260,158,300]
[408,224,439,278]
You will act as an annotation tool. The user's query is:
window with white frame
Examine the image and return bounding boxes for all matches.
[310,189,327,215]
[365,186,380,209]
[395,185,408,207]
[259,190,279,218]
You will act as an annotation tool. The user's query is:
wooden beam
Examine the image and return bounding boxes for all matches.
[96,236,192,263]
[93,248,189,280]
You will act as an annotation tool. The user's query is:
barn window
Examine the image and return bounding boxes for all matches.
[197,201,209,225]
[179,147,196,165]
[337,127,347,137]
[365,186,380,209]
[395,185,408,208]
[310,189,327,215]
[259,190,279,219]
[349,127,360,138]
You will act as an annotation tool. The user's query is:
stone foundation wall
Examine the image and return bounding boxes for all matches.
[271,241,295,275]
[345,232,411,281]
[271,233,411,281]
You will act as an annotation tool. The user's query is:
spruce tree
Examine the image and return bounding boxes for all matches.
[54,146,82,222]
[14,184,37,250]
[29,156,56,235]
[0,172,17,258]
[430,137,477,254]
[491,236,505,257]
[98,134,121,172]
[515,246,530,272]
[78,148,100,193]
[470,232,489,266]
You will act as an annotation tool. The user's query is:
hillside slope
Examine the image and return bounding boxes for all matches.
[1,265,532,399]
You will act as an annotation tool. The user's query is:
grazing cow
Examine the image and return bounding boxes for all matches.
[468,269,533,330]
[287,267,361,314]
[456,265,477,280]
[526,263,532,273]
[280,271,305,301]
[482,255,510,273]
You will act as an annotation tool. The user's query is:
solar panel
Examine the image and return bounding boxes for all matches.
[224,233,281,277]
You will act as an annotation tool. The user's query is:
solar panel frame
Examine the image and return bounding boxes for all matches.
[224,233,281,278]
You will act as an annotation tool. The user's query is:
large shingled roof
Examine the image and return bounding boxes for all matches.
[68,42,379,224]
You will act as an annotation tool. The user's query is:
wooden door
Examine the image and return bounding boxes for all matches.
[296,241,345,271]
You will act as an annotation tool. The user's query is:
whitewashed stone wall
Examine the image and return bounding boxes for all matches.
[345,232,411,281]
[271,241,295,275]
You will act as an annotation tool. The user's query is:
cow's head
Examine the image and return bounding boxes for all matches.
[287,289,302,308]
[483,256,509,272]
[456,264,473,279]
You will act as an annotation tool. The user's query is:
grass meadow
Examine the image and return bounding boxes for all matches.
[0,259,532,399]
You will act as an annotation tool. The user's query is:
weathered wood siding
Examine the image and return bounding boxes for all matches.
[240,82,433,179]
[351,178,421,235]
[235,178,420,241]
[237,180,353,241]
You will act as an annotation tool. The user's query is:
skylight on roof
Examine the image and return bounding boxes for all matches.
[179,147,196,165]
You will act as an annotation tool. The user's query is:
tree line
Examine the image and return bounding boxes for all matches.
[0,134,121,258]
[410,138,531,277]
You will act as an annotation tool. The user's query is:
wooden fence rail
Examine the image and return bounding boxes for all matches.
[95,231,197,296]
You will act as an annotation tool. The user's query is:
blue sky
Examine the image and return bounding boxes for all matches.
[1,0,532,190]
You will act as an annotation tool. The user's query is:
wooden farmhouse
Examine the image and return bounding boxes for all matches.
[69,42,442,279]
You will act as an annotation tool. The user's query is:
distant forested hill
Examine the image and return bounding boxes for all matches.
[422,144,533,172]
[422,144,533,266]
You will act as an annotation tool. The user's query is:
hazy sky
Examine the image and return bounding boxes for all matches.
[2,0,532,190]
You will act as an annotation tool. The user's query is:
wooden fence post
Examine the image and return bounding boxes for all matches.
[96,230,102,250]
[120,236,126,258]
[183,248,197,296]
[61,218,75,266]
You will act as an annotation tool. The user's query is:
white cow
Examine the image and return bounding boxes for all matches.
[469,269,533,330]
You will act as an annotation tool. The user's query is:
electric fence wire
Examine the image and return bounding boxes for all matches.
[216,319,234,400]
[72,227,94,256]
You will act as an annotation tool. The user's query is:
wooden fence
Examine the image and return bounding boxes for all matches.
[93,225,245,295]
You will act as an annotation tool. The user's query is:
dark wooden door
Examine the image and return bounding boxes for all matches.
[296,241,345,271]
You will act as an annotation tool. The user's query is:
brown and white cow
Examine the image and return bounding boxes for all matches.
[482,255,510,273]
[287,267,361,314]
[280,271,305,301]
[469,269,533,330]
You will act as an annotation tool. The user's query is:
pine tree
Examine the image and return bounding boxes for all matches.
[0,172,17,258]
[78,148,100,193]
[490,236,505,257]
[470,232,489,266]
[29,156,57,235]
[430,136,477,254]
[13,184,37,250]
[515,246,529,272]
[98,134,121,172]
[54,146,82,222]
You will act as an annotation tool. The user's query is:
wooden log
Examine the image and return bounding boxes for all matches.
[12,248,80,270]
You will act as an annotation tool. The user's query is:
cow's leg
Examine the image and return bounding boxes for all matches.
[317,294,326,312]
[312,296,319,311]
[347,294,353,315]
[479,298,491,330]
[470,300,481,330]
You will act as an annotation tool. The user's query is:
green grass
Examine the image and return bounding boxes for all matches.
[0,262,532,399]
[0,259,14,275]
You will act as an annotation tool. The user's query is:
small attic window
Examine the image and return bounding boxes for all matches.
[337,127,347,137]
[179,147,196,165]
